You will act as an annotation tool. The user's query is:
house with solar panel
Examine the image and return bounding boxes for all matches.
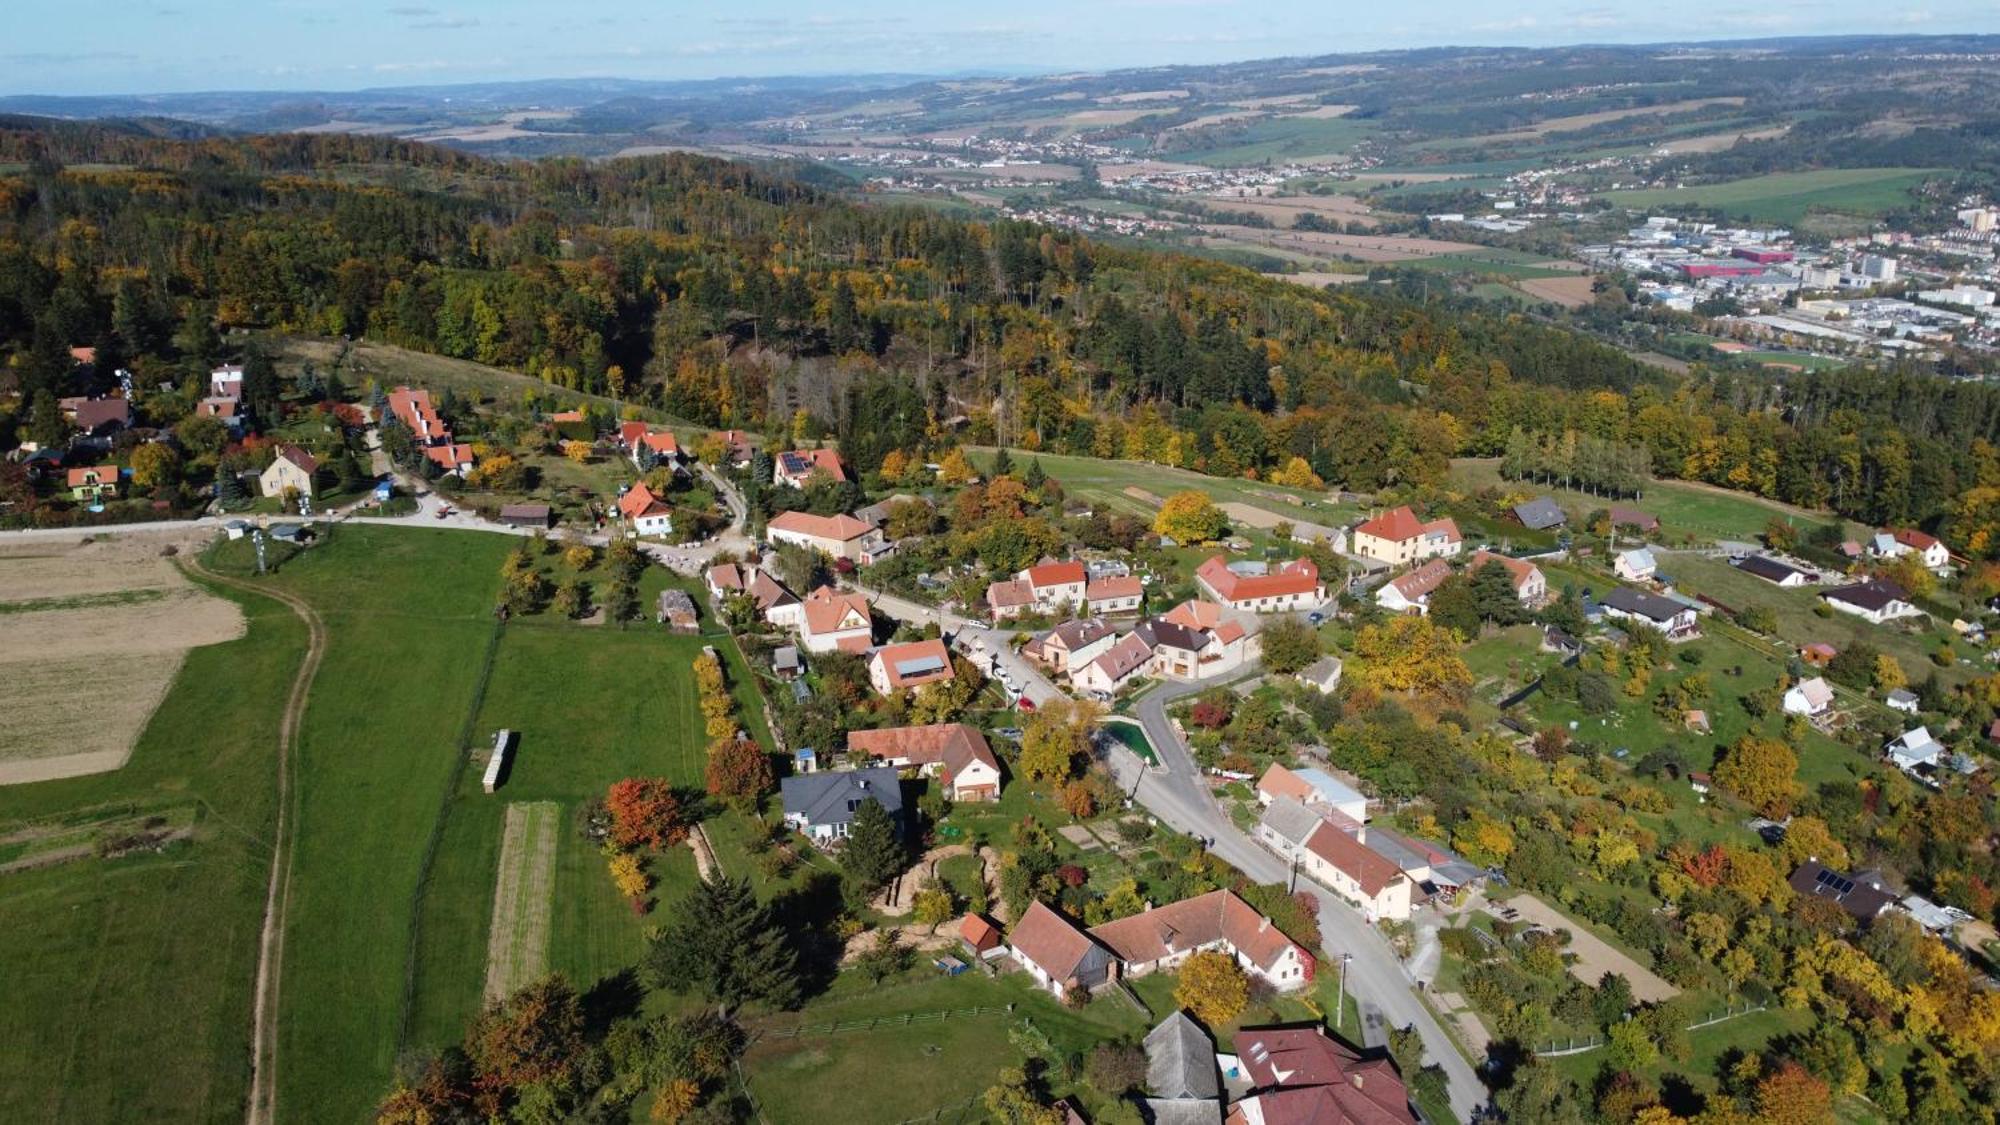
[867,638,956,696]
[772,447,846,489]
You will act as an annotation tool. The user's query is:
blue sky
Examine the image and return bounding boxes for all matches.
[8,1,2000,96]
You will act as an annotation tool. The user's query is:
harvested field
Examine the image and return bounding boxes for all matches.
[483,801,560,1004]
[1656,124,1791,154]
[1122,486,1164,507]
[1200,192,1380,228]
[1515,275,1600,308]
[1285,104,1359,119]
[1199,223,1486,261]
[0,531,243,783]
[1464,97,1746,142]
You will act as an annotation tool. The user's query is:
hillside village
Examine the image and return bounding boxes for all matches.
[20,329,2000,1123]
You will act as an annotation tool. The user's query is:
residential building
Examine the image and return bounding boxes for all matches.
[1737,555,1814,587]
[1135,617,1216,680]
[780,766,903,842]
[63,396,131,435]
[385,385,475,475]
[867,639,956,695]
[986,560,1089,618]
[711,429,753,467]
[1609,506,1659,534]
[1351,506,1460,566]
[1511,496,1567,531]
[1782,676,1835,717]
[259,445,317,499]
[497,503,551,529]
[1230,1026,1418,1125]
[1468,549,1547,606]
[1887,688,1921,715]
[209,364,244,400]
[772,448,846,488]
[1599,587,1699,639]
[766,510,884,563]
[1256,798,1411,922]
[846,723,1002,801]
[67,465,120,503]
[961,913,1004,958]
[798,586,873,654]
[1194,556,1324,614]
[1087,889,1311,992]
[1613,547,1658,582]
[1023,619,1116,676]
[1072,633,1153,697]
[1085,575,1144,615]
[1822,579,1921,625]
[616,481,674,537]
[705,562,802,628]
[1143,1012,1220,1125]
[1297,656,1343,695]
[1255,763,1368,824]
[1883,528,1951,573]
[1789,859,1898,925]
[1374,558,1451,615]
[618,421,683,467]
[1887,726,1946,773]
[1008,901,1116,997]
[197,396,245,430]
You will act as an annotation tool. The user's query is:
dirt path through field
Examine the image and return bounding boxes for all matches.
[483,802,560,1004]
[182,555,325,1125]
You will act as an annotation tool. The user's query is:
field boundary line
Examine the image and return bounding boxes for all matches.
[181,553,326,1125]
[398,618,505,1047]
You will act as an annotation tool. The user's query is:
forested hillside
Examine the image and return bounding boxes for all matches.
[6,118,2000,553]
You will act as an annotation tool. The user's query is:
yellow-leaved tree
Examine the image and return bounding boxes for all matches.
[1174,950,1248,1026]
[1352,615,1472,700]
[1153,490,1224,544]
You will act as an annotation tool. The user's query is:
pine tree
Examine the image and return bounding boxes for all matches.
[643,876,800,1011]
[840,797,906,892]
[1022,458,1047,491]
[992,446,1014,478]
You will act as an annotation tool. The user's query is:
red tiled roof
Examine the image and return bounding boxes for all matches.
[1025,560,1086,589]
[1355,505,1459,546]
[1469,549,1539,591]
[1196,557,1321,603]
[848,723,997,783]
[986,578,1035,608]
[276,444,318,474]
[66,464,118,488]
[769,510,873,542]
[1084,633,1154,685]
[1257,762,1315,803]
[617,481,670,520]
[1163,599,1224,631]
[547,409,585,424]
[1086,575,1143,601]
[1385,558,1451,602]
[1892,527,1941,551]
[1086,889,1302,973]
[776,447,847,482]
[870,639,956,691]
[961,913,1002,953]
[802,586,872,637]
[1304,821,1405,897]
[1008,901,1102,983]
[422,443,473,470]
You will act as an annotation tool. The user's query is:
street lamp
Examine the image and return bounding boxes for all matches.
[1336,952,1353,1031]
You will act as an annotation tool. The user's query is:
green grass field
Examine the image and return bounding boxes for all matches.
[1600,167,1943,225]
[967,446,1348,528]
[1181,116,1376,167]
[0,576,307,1124]
[1450,458,1852,544]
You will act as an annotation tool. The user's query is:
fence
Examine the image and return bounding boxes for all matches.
[1533,1002,1768,1057]
[759,1004,1017,1040]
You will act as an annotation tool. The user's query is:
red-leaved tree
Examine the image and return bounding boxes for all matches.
[605,777,688,850]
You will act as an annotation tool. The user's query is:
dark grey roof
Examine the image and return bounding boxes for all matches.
[1141,1100,1222,1125]
[1601,587,1689,623]
[1135,618,1207,653]
[1512,497,1568,530]
[1788,859,1898,923]
[1144,1011,1219,1101]
[1823,579,1910,613]
[1362,826,1435,875]
[1737,555,1808,584]
[780,766,903,828]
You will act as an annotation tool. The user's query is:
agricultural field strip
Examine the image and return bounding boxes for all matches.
[483,801,559,1004]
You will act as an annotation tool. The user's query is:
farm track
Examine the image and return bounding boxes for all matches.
[182,556,326,1125]
[483,802,559,1004]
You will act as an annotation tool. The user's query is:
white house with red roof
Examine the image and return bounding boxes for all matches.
[1194,557,1324,614]
[385,386,474,476]
[867,638,956,696]
[798,586,874,654]
[1257,796,1412,922]
[986,560,1089,620]
[847,722,1002,801]
[1468,549,1547,606]
[705,562,802,629]
[1072,633,1155,697]
[1373,558,1451,615]
[773,448,846,488]
[617,421,683,468]
[766,510,888,563]
[1351,506,1461,566]
[1086,888,1311,992]
[616,481,674,537]
[1084,575,1144,615]
[1877,527,1951,574]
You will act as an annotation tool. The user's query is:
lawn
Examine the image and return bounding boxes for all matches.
[1549,1005,1810,1101]
[966,446,1350,529]
[1451,457,1852,544]
[1181,116,1377,167]
[1600,167,1944,225]
[0,574,307,1124]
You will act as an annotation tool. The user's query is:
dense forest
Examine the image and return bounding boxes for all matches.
[5,118,2000,554]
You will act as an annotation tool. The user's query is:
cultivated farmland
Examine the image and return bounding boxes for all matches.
[483,801,560,1003]
[1600,167,1944,225]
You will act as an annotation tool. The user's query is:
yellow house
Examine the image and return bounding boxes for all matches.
[259,445,318,499]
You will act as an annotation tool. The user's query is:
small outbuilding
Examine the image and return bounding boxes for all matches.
[656,588,699,633]
[498,502,552,529]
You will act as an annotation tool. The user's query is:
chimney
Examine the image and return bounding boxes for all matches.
[1259,916,1271,932]
[1351,1074,1365,1090]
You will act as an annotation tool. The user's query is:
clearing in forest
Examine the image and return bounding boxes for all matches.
[482,801,560,1004]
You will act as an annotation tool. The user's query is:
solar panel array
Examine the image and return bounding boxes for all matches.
[1815,868,1856,896]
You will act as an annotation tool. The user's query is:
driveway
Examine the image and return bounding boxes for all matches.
[1494,893,1679,1003]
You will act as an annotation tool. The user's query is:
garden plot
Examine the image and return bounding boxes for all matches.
[483,801,560,1003]
[0,532,244,783]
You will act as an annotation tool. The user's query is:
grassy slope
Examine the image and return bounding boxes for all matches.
[0,577,307,1124]
[1451,458,1852,544]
